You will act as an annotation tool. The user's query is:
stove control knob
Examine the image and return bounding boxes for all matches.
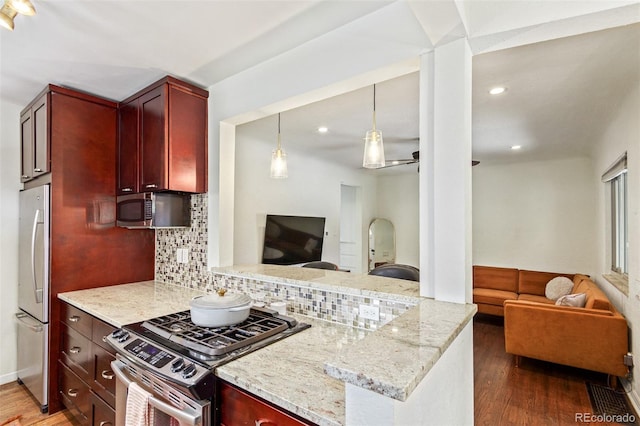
[117,332,130,343]
[171,358,185,373]
[112,329,125,339]
[182,363,197,379]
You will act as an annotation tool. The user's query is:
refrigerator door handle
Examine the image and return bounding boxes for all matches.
[30,209,44,304]
[15,312,44,333]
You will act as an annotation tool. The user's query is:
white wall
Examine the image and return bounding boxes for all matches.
[376,172,419,268]
[233,125,378,270]
[0,100,22,384]
[472,156,598,274]
[590,77,640,412]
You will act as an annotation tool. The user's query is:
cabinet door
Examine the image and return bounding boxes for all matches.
[117,99,139,194]
[59,361,91,425]
[61,325,93,382]
[92,344,115,408]
[219,381,312,426]
[167,85,207,193]
[91,391,115,426]
[20,111,33,182]
[139,86,167,192]
[32,94,49,178]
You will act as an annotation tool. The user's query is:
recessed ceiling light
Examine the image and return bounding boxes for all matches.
[489,87,506,95]
[317,126,328,133]
[511,145,521,150]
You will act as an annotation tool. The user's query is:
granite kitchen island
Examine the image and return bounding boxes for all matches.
[59,266,476,425]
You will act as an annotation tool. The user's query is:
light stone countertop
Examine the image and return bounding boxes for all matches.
[58,271,476,426]
[57,281,207,328]
[212,264,422,304]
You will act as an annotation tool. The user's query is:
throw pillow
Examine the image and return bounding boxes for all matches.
[555,292,587,307]
[545,276,574,301]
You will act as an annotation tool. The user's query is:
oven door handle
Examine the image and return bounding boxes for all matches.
[111,360,202,426]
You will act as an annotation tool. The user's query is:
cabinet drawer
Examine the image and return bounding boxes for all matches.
[61,325,93,381]
[92,319,116,353]
[91,391,115,426]
[59,361,91,425]
[93,345,116,407]
[219,381,313,426]
[62,303,93,337]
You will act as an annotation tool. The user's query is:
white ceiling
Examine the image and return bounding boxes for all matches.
[1,0,638,171]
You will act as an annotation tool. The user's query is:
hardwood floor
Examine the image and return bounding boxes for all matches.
[0,316,632,425]
[0,382,77,426]
[474,313,623,426]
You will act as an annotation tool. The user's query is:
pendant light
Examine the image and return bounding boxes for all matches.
[362,84,385,169]
[0,0,36,31]
[270,113,288,179]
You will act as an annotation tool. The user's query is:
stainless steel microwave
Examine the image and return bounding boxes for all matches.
[116,192,190,228]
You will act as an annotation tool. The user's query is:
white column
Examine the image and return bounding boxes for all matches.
[419,38,473,303]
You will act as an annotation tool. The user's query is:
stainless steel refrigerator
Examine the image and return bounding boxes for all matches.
[15,184,50,413]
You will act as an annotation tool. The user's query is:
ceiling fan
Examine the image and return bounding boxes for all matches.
[379,151,480,169]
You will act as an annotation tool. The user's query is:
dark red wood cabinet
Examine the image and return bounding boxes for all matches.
[17,85,156,414]
[219,381,314,426]
[59,302,116,426]
[117,76,208,194]
[20,91,49,182]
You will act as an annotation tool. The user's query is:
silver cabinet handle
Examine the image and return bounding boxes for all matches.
[21,175,30,179]
[101,370,114,380]
[34,168,42,172]
[255,420,277,426]
[99,422,112,426]
[144,183,158,189]
[69,347,81,354]
[121,187,133,192]
[68,315,80,323]
[67,388,78,398]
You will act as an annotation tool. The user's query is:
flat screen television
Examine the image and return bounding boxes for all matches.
[262,214,326,265]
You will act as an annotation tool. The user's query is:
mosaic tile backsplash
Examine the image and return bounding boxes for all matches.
[156,194,416,329]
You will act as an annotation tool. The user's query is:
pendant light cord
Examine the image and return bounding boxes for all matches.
[277,113,282,150]
[372,84,377,130]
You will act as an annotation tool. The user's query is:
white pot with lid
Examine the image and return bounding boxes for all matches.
[190,288,252,327]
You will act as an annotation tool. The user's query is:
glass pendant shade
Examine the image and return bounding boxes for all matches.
[362,85,385,169]
[270,114,288,179]
[363,127,385,168]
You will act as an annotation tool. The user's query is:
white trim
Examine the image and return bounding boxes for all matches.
[0,371,17,386]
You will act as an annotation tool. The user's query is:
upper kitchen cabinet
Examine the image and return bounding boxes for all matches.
[117,76,208,194]
[20,90,49,183]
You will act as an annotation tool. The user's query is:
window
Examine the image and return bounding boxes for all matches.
[602,153,628,276]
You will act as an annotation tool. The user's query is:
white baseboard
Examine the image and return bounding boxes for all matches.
[0,371,17,386]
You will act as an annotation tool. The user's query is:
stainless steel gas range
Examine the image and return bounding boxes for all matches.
[106,307,310,426]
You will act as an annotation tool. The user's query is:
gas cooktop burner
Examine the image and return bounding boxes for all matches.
[141,308,293,357]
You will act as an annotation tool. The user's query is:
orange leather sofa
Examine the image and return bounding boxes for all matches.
[472,265,629,377]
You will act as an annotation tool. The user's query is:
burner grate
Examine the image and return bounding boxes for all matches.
[141,310,290,356]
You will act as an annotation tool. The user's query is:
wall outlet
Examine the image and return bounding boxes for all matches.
[176,248,189,264]
[624,352,634,367]
[359,304,379,321]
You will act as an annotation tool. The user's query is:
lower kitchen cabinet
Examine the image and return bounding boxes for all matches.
[59,301,116,426]
[219,381,315,426]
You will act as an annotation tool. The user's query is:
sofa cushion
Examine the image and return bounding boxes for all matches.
[473,266,519,292]
[473,288,518,306]
[545,277,574,300]
[575,280,612,311]
[556,293,587,307]
[517,294,555,304]
[518,270,575,296]
[571,274,591,292]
